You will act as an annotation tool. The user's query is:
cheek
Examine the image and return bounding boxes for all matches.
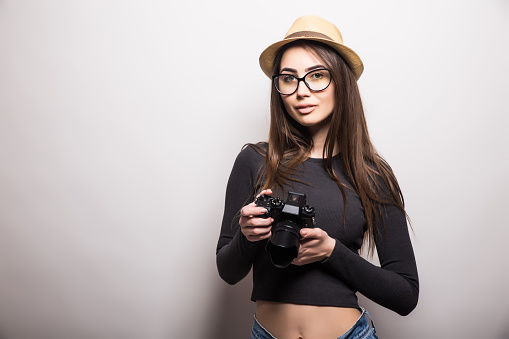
[323,90,335,112]
[327,96,335,112]
[281,96,295,115]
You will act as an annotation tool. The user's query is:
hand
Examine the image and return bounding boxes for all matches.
[291,227,336,266]
[239,189,274,242]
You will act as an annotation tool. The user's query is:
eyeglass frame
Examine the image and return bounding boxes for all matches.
[271,68,332,96]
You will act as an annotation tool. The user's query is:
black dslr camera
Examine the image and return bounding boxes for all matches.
[255,192,316,268]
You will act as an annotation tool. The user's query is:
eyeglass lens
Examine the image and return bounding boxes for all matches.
[273,69,331,95]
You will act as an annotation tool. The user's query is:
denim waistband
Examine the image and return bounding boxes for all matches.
[251,315,277,339]
[337,307,377,339]
[250,307,377,339]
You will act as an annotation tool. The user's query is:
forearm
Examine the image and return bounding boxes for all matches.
[321,239,419,315]
[216,145,265,284]
[216,228,262,285]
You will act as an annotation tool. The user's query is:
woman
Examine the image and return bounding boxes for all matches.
[216,15,419,339]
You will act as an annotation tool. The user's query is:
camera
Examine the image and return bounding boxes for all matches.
[255,192,316,268]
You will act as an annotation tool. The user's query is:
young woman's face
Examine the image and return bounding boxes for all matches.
[278,46,335,129]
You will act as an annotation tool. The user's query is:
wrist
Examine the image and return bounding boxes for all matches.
[321,237,336,263]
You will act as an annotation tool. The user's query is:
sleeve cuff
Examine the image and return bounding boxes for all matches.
[319,238,339,265]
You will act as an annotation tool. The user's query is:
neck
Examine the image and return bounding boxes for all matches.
[307,119,337,158]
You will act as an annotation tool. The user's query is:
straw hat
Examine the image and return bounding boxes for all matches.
[259,15,364,80]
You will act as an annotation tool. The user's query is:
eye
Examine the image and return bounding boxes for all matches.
[282,74,296,82]
[310,72,325,79]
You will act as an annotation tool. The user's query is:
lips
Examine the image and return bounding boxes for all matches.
[296,104,317,114]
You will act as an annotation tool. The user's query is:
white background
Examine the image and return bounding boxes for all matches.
[1,1,508,338]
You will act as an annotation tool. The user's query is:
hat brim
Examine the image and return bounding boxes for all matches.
[259,37,364,80]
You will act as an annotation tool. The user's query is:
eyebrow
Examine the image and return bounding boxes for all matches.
[280,64,325,74]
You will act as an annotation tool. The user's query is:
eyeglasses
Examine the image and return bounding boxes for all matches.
[272,69,332,95]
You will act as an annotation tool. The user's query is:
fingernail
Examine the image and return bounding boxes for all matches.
[301,230,307,236]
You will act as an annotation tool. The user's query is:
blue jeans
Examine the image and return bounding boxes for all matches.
[250,307,378,339]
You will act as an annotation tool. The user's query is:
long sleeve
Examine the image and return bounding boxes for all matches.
[216,148,419,314]
[321,203,419,315]
[216,146,264,285]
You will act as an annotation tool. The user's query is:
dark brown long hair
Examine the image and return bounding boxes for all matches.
[251,40,407,254]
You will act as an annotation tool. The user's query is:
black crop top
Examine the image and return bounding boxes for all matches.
[216,145,419,316]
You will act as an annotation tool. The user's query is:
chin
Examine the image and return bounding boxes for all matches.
[290,111,333,128]
[296,117,327,127]
[298,121,318,127]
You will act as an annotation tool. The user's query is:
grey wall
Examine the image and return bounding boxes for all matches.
[1,1,508,338]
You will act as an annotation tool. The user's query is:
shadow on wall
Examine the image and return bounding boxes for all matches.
[499,319,509,339]
[208,272,256,339]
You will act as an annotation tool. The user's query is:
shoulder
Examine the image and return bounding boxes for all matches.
[229,142,266,175]
[226,142,266,192]
[371,157,405,207]
[235,142,266,166]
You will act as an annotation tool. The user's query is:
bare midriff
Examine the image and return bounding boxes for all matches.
[255,301,361,339]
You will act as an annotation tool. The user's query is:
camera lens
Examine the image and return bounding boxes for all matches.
[266,220,300,268]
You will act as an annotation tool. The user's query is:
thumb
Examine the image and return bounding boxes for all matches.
[300,228,314,238]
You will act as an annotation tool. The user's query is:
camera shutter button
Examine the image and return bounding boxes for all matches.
[271,198,282,207]
[304,206,314,213]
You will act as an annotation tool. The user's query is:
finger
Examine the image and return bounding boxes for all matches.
[245,226,271,238]
[255,188,273,199]
[240,216,266,229]
[300,228,315,238]
[241,205,267,218]
[246,217,273,227]
[260,231,272,240]
[242,217,273,229]
[240,203,255,217]
[249,225,272,236]
[292,248,319,265]
[300,227,325,239]
[291,257,305,266]
[246,231,272,242]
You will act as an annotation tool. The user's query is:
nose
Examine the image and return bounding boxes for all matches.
[295,79,311,98]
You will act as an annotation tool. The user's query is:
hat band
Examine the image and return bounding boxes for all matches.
[284,31,334,41]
